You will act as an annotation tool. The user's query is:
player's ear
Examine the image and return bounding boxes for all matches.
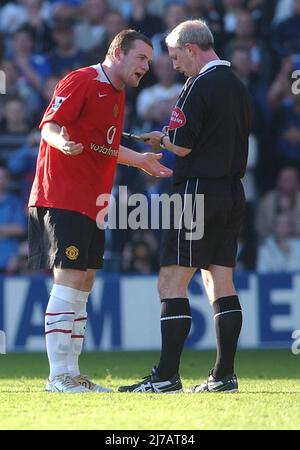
[114,47,122,61]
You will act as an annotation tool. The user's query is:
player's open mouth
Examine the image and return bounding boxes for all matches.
[135,72,142,80]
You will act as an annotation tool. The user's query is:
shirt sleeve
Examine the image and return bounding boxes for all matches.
[168,79,207,150]
[39,71,89,129]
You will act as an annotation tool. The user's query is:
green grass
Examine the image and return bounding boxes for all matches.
[0,350,300,430]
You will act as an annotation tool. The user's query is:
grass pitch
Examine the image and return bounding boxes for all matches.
[0,350,299,430]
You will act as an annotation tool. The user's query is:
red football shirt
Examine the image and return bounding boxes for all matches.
[29,64,125,221]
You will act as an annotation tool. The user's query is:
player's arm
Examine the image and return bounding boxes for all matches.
[41,122,83,156]
[140,131,192,157]
[118,145,173,178]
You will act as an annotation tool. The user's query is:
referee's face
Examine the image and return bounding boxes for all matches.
[120,40,153,87]
[167,46,198,77]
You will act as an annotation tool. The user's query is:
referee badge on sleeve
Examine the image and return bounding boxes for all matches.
[169,107,186,130]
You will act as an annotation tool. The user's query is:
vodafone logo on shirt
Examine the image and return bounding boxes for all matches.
[168,107,186,130]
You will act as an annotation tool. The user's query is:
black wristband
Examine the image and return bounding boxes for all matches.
[159,133,167,149]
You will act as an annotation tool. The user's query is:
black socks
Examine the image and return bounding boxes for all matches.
[212,295,242,380]
[157,298,192,379]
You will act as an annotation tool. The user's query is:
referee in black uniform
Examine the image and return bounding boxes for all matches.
[119,20,253,393]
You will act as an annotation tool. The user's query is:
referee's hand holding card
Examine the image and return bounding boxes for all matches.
[141,131,166,151]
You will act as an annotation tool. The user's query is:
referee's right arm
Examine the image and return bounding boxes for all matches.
[141,130,192,157]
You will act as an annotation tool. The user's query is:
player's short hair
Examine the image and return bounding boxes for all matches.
[106,29,153,60]
[165,20,214,51]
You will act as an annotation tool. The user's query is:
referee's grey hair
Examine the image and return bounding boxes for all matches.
[165,20,214,51]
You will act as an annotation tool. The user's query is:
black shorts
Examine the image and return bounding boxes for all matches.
[28,207,105,270]
[160,178,245,269]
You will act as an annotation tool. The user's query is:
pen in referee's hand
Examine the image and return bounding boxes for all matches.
[122,132,147,141]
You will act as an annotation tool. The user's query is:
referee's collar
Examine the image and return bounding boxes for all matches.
[199,60,231,74]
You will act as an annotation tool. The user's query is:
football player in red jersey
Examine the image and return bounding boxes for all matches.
[28,29,173,393]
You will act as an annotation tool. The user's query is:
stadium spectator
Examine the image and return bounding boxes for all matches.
[136,53,182,131]
[7,129,40,205]
[40,74,61,110]
[272,0,294,26]
[0,59,41,115]
[230,46,272,190]
[272,93,300,170]
[6,240,33,274]
[0,96,31,159]
[73,0,107,52]
[20,0,55,53]
[255,167,300,240]
[9,25,51,92]
[52,0,84,21]
[256,212,300,272]
[230,44,269,114]
[223,10,272,82]
[267,55,294,112]
[48,19,86,77]
[272,0,300,59]
[0,165,26,272]
[127,0,164,38]
[238,133,258,269]
[152,2,187,60]
[0,0,52,35]
[122,230,159,273]
[85,10,126,65]
[185,0,224,52]
[221,0,245,36]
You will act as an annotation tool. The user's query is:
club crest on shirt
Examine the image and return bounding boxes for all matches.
[52,96,66,111]
[168,107,186,130]
[113,104,119,118]
[65,245,79,261]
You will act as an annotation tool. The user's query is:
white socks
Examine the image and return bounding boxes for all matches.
[67,291,89,377]
[45,284,89,380]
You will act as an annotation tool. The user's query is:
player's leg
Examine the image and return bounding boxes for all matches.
[66,269,95,379]
[28,207,95,392]
[203,265,242,379]
[189,181,245,392]
[66,221,112,392]
[189,264,241,393]
[45,267,89,392]
[119,179,200,393]
[156,265,196,379]
[67,268,113,392]
[119,265,195,393]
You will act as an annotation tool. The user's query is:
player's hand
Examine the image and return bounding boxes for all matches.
[140,131,165,151]
[60,126,84,156]
[140,152,173,178]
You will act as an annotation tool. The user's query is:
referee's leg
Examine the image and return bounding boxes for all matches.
[156,265,196,379]
[201,264,242,379]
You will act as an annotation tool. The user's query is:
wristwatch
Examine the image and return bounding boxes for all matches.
[159,133,167,149]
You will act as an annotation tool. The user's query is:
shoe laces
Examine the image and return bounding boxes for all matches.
[141,374,152,382]
[59,374,80,389]
[141,366,158,383]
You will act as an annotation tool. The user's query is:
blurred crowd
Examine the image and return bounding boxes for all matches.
[1,0,300,274]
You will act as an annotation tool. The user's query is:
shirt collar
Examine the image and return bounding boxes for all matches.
[199,59,231,74]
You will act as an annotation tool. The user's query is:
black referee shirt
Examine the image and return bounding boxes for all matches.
[168,60,253,193]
